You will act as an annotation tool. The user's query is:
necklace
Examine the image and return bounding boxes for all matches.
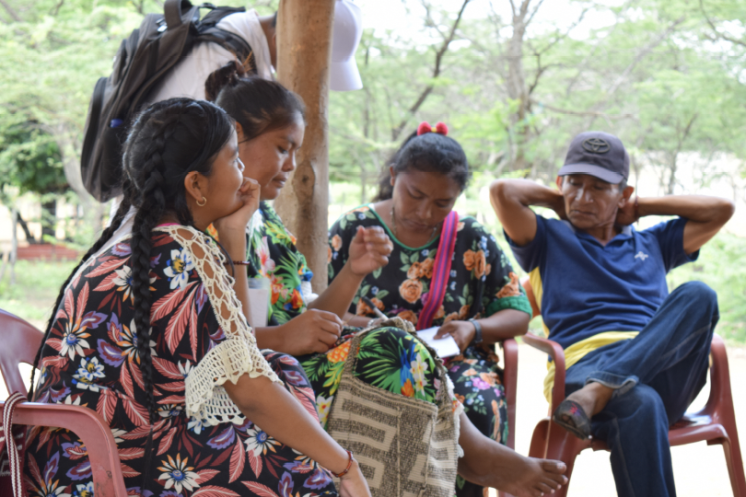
[390,205,439,244]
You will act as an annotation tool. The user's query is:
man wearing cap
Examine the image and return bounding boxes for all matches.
[489,131,734,497]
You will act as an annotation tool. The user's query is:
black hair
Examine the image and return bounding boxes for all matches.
[30,99,234,431]
[205,61,305,141]
[373,130,470,201]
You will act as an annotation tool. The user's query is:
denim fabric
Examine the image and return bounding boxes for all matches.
[564,281,719,497]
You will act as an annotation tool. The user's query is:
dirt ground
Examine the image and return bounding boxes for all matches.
[488,342,746,497]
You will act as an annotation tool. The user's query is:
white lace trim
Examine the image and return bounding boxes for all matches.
[157,225,280,426]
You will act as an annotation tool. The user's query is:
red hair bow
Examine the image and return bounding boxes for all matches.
[417,121,449,136]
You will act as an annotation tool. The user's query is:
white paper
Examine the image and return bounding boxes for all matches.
[416,327,461,358]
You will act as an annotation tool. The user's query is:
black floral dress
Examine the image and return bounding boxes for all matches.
[328,205,533,497]
[25,225,337,497]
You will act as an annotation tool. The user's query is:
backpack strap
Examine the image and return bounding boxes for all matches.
[417,211,459,330]
[164,0,189,30]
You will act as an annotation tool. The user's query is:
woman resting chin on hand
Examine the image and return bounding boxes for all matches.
[25,98,370,497]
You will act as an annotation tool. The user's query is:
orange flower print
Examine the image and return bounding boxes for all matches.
[458,305,470,320]
[356,296,384,316]
[473,250,487,278]
[398,310,418,325]
[399,279,423,304]
[434,305,445,320]
[463,368,478,377]
[327,246,332,264]
[444,312,459,324]
[455,393,466,404]
[492,399,503,442]
[463,249,487,278]
[463,250,477,271]
[331,234,342,251]
[480,372,499,387]
[402,379,415,397]
[327,340,351,363]
[288,288,304,310]
[496,272,521,298]
[420,258,434,279]
[407,261,423,280]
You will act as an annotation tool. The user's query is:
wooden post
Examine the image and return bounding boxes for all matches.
[274,0,335,292]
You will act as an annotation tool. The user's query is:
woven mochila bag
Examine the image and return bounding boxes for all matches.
[326,318,460,497]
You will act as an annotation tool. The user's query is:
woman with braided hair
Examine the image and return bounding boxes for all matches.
[207,67,568,497]
[25,98,371,497]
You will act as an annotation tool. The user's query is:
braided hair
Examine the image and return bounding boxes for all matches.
[30,99,234,429]
[373,130,471,201]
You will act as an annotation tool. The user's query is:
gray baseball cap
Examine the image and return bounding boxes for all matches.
[558,131,629,184]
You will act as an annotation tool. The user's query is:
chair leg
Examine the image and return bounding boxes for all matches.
[529,418,550,458]
[543,422,587,497]
[719,436,746,497]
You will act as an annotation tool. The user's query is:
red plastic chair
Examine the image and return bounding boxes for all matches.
[0,309,43,396]
[0,400,128,496]
[0,310,127,496]
[521,279,746,497]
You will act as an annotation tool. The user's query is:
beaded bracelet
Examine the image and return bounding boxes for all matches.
[331,450,354,478]
[224,261,252,266]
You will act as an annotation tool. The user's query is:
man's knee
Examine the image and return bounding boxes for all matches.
[672,281,718,311]
[609,384,668,425]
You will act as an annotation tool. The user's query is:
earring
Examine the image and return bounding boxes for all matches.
[197,197,207,207]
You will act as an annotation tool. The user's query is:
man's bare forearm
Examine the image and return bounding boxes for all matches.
[490,179,564,246]
[638,195,734,224]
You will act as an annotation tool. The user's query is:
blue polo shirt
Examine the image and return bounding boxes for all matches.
[506,214,698,351]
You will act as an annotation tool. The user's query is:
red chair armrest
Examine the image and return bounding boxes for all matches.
[501,338,518,449]
[523,332,567,409]
[701,333,732,416]
[4,402,128,497]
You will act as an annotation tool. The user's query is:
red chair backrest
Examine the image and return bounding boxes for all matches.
[0,310,44,397]
[2,401,128,496]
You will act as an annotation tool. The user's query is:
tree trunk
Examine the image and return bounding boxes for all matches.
[16,212,37,244]
[274,0,335,292]
[41,198,57,241]
[505,1,532,171]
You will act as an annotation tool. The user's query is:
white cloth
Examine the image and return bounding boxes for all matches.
[146,10,273,103]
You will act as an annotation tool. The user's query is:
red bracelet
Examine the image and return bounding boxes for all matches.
[331,450,354,478]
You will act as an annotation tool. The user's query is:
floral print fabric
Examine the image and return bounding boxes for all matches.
[244,204,444,425]
[328,205,533,497]
[25,231,337,497]
[245,202,313,325]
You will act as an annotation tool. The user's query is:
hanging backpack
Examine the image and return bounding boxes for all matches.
[80,0,256,202]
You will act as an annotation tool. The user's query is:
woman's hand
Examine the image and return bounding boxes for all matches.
[339,460,372,497]
[213,178,261,256]
[274,309,344,355]
[347,226,393,277]
[435,320,476,352]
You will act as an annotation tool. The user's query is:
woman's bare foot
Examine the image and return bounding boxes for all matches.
[458,413,568,496]
[565,381,614,418]
[482,447,568,497]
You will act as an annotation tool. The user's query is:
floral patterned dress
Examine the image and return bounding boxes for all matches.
[328,205,533,497]
[245,202,446,427]
[25,225,337,497]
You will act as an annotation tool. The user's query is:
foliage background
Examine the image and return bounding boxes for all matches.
[0,0,744,341]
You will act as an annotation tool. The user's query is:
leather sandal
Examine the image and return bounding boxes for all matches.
[553,399,592,440]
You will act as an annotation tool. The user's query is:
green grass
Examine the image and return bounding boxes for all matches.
[0,260,77,327]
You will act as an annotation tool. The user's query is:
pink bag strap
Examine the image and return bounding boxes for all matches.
[1,393,26,497]
[417,211,459,330]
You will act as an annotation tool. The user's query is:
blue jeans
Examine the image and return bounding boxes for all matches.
[565,281,719,497]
